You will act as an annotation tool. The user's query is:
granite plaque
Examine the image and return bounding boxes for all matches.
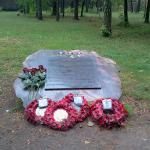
[45,54,101,90]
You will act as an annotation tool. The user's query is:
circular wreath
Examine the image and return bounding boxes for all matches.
[25,99,53,125]
[61,93,90,122]
[91,99,128,129]
[43,100,79,131]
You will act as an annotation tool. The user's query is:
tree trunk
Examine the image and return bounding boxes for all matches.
[135,0,141,12]
[96,0,100,13]
[37,0,43,20]
[25,1,30,14]
[62,0,65,17]
[81,0,86,17]
[52,0,57,16]
[70,0,74,8]
[74,0,79,20]
[56,0,60,21]
[103,0,112,32]
[86,0,89,12]
[99,0,103,11]
[124,0,129,24]
[144,0,147,18]
[35,0,38,17]
[145,0,150,23]
[91,0,94,9]
[130,0,133,12]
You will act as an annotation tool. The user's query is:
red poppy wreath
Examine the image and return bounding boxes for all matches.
[25,99,53,125]
[25,94,90,130]
[91,99,128,129]
[61,93,90,122]
[43,100,79,131]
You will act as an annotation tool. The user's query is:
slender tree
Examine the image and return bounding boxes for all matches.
[52,0,57,16]
[70,0,74,8]
[135,0,141,12]
[124,0,129,25]
[74,0,79,20]
[35,0,38,17]
[86,0,89,12]
[145,0,150,23]
[96,0,103,13]
[25,1,30,14]
[130,0,133,12]
[81,0,86,17]
[37,0,43,20]
[96,0,100,13]
[56,0,60,21]
[62,0,65,17]
[103,0,112,33]
[144,0,147,17]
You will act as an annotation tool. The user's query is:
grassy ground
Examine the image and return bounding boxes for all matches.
[0,11,149,101]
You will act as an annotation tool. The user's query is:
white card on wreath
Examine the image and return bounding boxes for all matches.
[102,99,112,110]
[38,98,48,108]
[36,107,47,117]
[74,96,83,106]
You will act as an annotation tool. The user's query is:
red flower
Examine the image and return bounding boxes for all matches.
[30,68,37,75]
[38,65,47,72]
[23,68,29,73]
[77,97,90,122]
[38,65,44,70]
[23,66,46,75]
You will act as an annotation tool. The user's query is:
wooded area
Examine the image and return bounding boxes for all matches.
[12,0,150,37]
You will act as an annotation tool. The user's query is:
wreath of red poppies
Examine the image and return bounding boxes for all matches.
[91,98,128,129]
[25,96,128,130]
[44,101,78,131]
[61,93,90,122]
[24,99,53,125]
[43,94,90,130]
[25,94,90,130]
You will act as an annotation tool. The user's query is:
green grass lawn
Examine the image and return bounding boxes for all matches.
[0,11,149,100]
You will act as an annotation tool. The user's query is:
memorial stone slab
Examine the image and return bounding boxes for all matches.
[14,50,122,107]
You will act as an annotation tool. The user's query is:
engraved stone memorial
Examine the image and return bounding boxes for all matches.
[45,53,101,90]
[14,50,122,107]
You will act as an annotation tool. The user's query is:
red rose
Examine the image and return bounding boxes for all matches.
[30,68,37,75]
[38,65,46,72]
[23,68,29,73]
[39,65,44,70]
